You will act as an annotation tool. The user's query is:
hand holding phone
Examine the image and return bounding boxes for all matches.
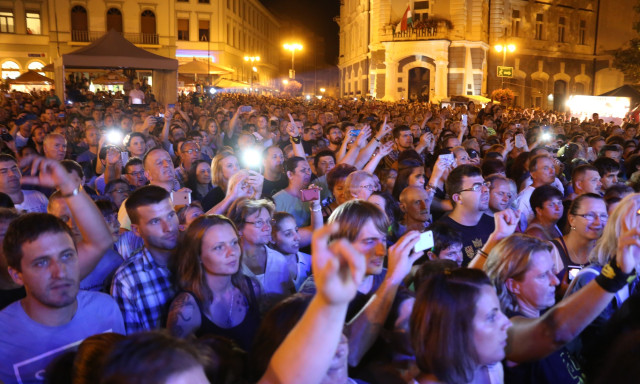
[240,106,252,113]
[414,231,434,253]
[515,134,526,148]
[172,190,192,205]
[438,153,455,168]
[300,188,320,202]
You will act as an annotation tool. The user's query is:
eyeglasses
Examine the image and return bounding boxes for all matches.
[357,184,377,191]
[244,219,274,229]
[127,171,145,177]
[184,148,200,154]
[110,188,130,194]
[574,212,608,223]
[456,181,491,194]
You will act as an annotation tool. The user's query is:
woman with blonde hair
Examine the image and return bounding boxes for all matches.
[343,170,377,201]
[482,225,640,384]
[166,215,261,351]
[202,150,263,213]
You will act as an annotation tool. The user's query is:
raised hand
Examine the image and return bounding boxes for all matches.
[20,156,76,193]
[355,125,372,148]
[377,141,394,157]
[616,202,640,274]
[106,147,121,166]
[386,231,424,285]
[312,223,366,305]
[493,208,520,241]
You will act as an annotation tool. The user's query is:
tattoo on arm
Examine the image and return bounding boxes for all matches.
[167,293,199,338]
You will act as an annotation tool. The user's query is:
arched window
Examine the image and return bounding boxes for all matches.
[107,8,123,33]
[141,10,156,44]
[2,61,20,79]
[27,61,44,76]
[71,6,88,41]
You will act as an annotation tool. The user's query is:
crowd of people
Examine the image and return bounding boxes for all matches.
[0,85,640,384]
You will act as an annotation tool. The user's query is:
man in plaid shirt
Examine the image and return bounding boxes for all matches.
[111,185,179,334]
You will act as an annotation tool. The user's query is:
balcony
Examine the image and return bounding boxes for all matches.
[71,30,159,45]
[384,21,452,42]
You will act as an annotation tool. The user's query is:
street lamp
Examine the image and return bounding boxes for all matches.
[494,43,516,88]
[244,56,260,92]
[283,43,303,79]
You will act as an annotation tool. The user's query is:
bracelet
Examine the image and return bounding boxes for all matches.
[290,135,301,144]
[374,137,381,142]
[595,259,634,293]
[60,185,82,198]
[310,206,322,212]
[477,249,489,258]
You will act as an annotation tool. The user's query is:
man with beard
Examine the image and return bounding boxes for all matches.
[0,154,48,213]
[262,145,287,197]
[272,156,323,227]
[0,158,122,383]
[437,164,495,265]
[325,124,344,153]
[111,185,180,334]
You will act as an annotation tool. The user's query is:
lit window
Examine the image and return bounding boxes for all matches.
[26,12,41,34]
[2,61,20,79]
[27,61,45,76]
[0,11,14,33]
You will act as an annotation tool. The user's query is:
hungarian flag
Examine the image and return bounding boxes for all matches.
[401,4,412,31]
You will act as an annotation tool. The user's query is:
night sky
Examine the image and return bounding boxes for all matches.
[259,0,341,65]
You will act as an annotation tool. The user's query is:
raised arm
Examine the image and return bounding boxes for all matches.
[286,114,306,158]
[355,123,391,169]
[339,126,371,167]
[505,207,640,362]
[297,185,324,247]
[344,231,422,366]
[468,208,520,270]
[22,156,113,279]
[103,147,123,186]
[259,223,365,384]
[363,141,394,174]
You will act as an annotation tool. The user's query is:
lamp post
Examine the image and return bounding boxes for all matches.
[494,43,516,88]
[283,43,303,79]
[244,55,260,93]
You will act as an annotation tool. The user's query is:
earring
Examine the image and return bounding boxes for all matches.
[571,226,576,230]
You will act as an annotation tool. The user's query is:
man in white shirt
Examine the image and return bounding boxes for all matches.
[129,83,145,105]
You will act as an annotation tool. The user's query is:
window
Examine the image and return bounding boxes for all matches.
[579,20,586,45]
[199,20,209,41]
[177,19,189,40]
[71,6,88,41]
[28,61,45,75]
[0,10,14,33]
[414,1,429,22]
[1,61,20,79]
[26,12,41,34]
[106,8,122,33]
[141,10,156,34]
[558,17,566,43]
[511,10,520,37]
[535,13,544,40]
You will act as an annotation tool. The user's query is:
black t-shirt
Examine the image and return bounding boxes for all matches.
[262,175,288,198]
[437,213,495,266]
[201,186,225,212]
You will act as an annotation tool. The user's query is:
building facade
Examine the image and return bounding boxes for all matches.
[0,0,280,89]
[338,0,637,108]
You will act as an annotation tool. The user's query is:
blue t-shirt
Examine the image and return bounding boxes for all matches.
[0,290,125,384]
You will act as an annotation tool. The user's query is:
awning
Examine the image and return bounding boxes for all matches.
[178,59,235,75]
[9,70,53,85]
[214,78,249,89]
[92,71,128,85]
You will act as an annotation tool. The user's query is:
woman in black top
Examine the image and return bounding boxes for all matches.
[166,215,261,351]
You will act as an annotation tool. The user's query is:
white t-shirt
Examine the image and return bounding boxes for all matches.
[14,189,48,214]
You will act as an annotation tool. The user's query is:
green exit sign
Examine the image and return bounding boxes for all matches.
[498,66,513,78]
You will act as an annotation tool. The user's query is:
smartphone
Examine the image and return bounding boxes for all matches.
[515,123,521,128]
[158,113,165,118]
[515,134,526,148]
[171,190,192,205]
[168,104,175,110]
[240,106,252,113]
[587,147,594,157]
[438,153,455,167]
[567,266,582,281]
[120,151,129,164]
[300,188,320,202]
[414,230,434,253]
[461,114,468,129]
[58,113,65,118]
[349,129,361,137]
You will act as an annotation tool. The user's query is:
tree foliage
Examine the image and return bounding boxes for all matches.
[614,39,640,83]
[490,88,514,105]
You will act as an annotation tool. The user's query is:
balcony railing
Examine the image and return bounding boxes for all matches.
[387,22,451,42]
[71,30,159,45]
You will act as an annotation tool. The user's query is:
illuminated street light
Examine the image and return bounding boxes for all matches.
[320,88,326,93]
[282,79,289,85]
[494,43,516,88]
[283,43,303,79]
[244,56,260,93]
